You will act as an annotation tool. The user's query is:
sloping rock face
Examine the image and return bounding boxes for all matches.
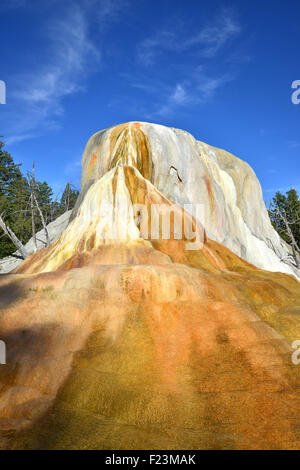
[0,122,299,450]
[0,211,71,274]
[77,122,298,277]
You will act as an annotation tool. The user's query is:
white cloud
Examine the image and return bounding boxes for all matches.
[4,4,100,145]
[172,84,188,104]
[4,133,36,146]
[16,6,99,106]
[153,83,189,117]
[137,9,241,66]
[137,31,176,66]
[184,11,241,57]
[148,71,234,118]
[133,9,240,119]
[196,72,234,99]
[288,140,300,148]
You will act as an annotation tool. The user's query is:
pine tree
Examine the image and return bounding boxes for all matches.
[0,142,54,258]
[0,140,79,259]
[35,181,54,225]
[59,183,79,215]
[0,141,29,257]
[269,189,300,267]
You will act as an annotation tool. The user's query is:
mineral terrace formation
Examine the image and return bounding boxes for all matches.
[0,122,299,450]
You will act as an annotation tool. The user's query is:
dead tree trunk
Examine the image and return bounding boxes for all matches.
[66,183,70,212]
[33,193,50,246]
[28,162,37,253]
[30,192,37,252]
[0,214,28,259]
[277,209,300,268]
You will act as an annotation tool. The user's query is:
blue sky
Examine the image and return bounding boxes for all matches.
[0,0,299,203]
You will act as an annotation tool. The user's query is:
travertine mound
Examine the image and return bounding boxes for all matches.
[77,122,298,277]
[0,122,299,450]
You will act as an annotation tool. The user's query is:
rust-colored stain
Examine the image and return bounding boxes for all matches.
[111,164,119,206]
[108,123,153,182]
[87,151,97,180]
[2,242,300,450]
[203,175,215,212]
[109,122,130,157]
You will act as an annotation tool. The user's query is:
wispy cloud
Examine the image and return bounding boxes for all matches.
[196,71,234,99]
[288,140,300,148]
[183,11,241,58]
[131,8,240,117]
[4,3,100,145]
[137,9,241,66]
[137,69,235,118]
[171,84,188,104]
[4,133,36,146]
[137,31,176,66]
[17,6,98,109]
[155,83,189,117]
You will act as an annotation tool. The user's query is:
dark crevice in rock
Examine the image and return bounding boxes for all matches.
[169,166,182,183]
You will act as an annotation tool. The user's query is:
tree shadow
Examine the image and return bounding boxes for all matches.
[0,278,25,310]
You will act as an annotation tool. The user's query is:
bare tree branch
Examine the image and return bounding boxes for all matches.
[33,193,50,246]
[36,237,48,246]
[0,214,28,259]
[274,207,300,268]
[27,162,37,253]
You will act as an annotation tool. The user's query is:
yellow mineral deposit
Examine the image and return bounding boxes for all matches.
[0,122,299,450]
